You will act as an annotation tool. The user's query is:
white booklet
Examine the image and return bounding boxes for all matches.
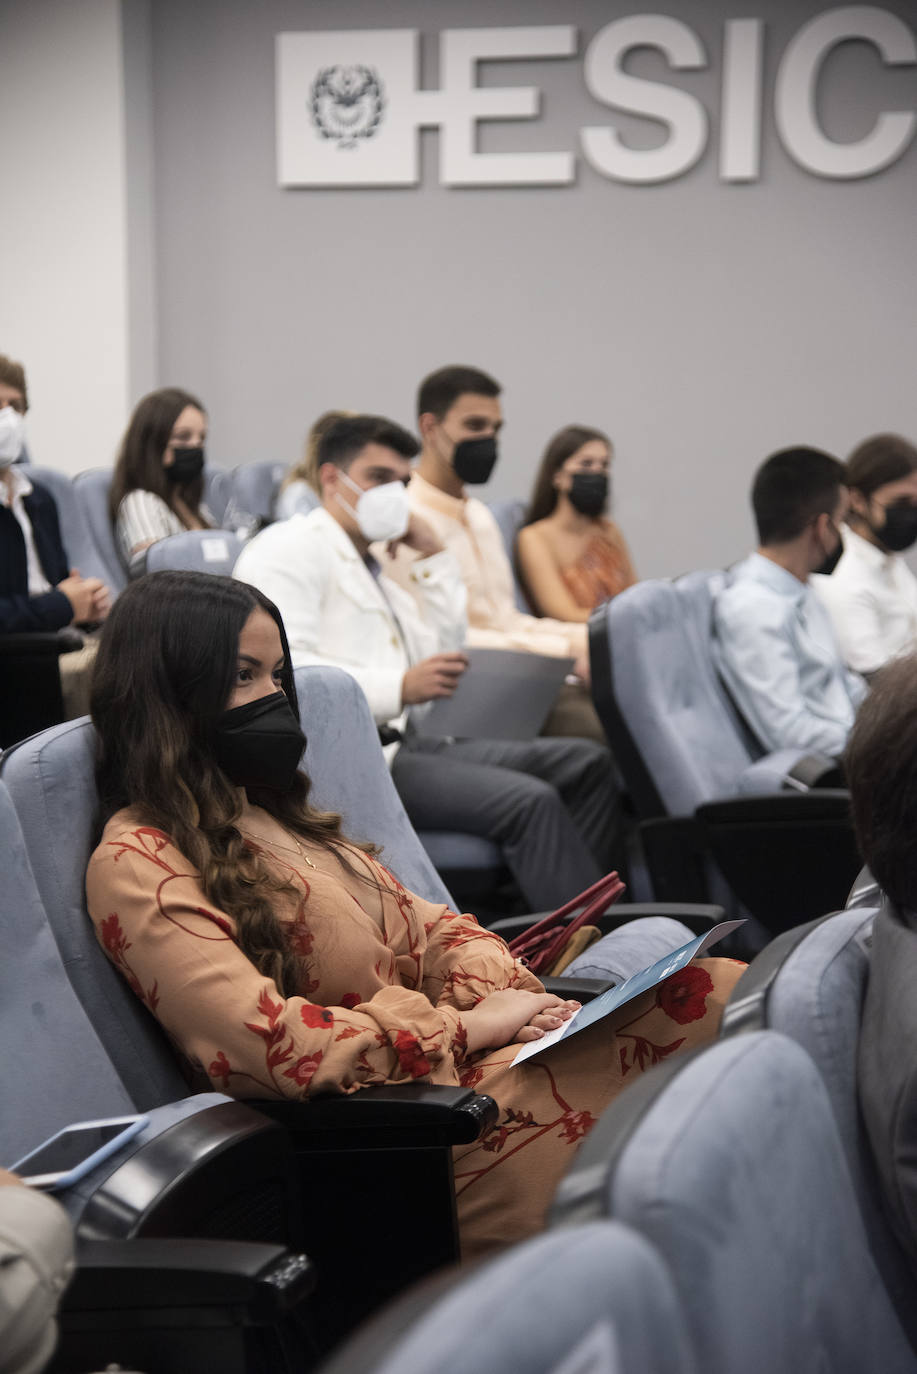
[513,920,745,1065]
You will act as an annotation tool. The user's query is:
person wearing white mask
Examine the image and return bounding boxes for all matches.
[0,398,110,720]
[234,414,616,909]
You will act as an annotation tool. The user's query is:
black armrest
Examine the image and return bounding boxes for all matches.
[67,1236,315,1315]
[541,975,614,1001]
[0,628,83,657]
[696,789,850,825]
[489,901,725,942]
[244,1084,498,1148]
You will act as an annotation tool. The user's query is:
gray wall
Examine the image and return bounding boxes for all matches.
[149,0,917,576]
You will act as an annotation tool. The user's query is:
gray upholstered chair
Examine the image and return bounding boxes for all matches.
[552,1032,917,1374]
[487,497,530,613]
[319,1221,698,1374]
[720,908,917,1348]
[589,575,859,933]
[231,460,289,524]
[72,469,127,592]
[142,528,243,576]
[20,466,114,589]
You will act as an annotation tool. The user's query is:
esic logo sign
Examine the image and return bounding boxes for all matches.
[276,9,917,188]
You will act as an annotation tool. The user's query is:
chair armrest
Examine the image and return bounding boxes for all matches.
[67,1236,315,1315]
[738,750,842,795]
[696,789,850,825]
[540,975,614,1001]
[0,628,83,657]
[244,1084,498,1148]
[488,902,725,941]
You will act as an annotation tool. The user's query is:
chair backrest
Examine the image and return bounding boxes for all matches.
[292,666,454,907]
[722,907,917,1342]
[23,466,114,589]
[204,464,233,525]
[554,1032,917,1374]
[486,499,530,613]
[593,578,761,816]
[231,461,289,524]
[0,718,190,1109]
[0,779,137,1164]
[72,469,128,592]
[143,529,241,576]
[321,1220,698,1374]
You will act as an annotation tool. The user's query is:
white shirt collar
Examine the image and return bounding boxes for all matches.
[0,465,32,509]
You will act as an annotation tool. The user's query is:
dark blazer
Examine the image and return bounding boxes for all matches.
[0,479,73,633]
[858,897,917,1273]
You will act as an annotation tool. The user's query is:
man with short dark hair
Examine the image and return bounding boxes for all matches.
[234,414,617,910]
[714,446,866,757]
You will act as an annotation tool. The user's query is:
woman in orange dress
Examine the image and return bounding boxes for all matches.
[85,572,743,1259]
[517,426,637,622]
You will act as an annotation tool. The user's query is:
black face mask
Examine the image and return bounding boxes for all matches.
[815,532,844,577]
[567,472,608,518]
[165,446,205,485]
[874,502,917,553]
[452,436,498,485]
[214,692,306,792]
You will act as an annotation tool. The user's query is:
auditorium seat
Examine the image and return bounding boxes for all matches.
[21,465,112,587]
[232,459,289,525]
[720,907,917,1347]
[487,497,530,612]
[319,1221,698,1374]
[551,1032,917,1374]
[0,710,499,1345]
[141,527,242,575]
[72,468,127,592]
[589,575,860,934]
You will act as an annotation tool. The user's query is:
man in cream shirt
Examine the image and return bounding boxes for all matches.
[234,414,615,909]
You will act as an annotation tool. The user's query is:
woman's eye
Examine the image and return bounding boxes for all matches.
[237,668,252,683]
[272,669,284,684]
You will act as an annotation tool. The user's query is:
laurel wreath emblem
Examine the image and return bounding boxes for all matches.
[310,65,385,149]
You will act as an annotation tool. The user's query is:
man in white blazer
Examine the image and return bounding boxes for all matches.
[234,415,615,909]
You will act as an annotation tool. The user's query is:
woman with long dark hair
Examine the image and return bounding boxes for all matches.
[517,426,636,622]
[86,571,743,1257]
[109,388,212,572]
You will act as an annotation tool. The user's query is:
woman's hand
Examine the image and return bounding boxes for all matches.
[462,989,581,1053]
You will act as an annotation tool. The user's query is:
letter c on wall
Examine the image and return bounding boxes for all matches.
[775,5,917,178]
[581,16,709,184]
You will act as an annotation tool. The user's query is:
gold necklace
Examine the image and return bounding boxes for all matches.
[239,827,317,870]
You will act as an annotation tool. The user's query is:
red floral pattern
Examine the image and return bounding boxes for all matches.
[657,965,714,1024]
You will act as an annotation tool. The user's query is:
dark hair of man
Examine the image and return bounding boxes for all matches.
[524,424,611,526]
[846,434,917,503]
[91,570,379,996]
[317,414,420,472]
[0,354,28,411]
[751,446,846,546]
[416,365,501,421]
[845,653,917,911]
[108,387,208,526]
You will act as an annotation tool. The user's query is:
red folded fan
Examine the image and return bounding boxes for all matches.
[507,871,625,976]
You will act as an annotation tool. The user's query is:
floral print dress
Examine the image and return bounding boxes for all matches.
[86,803,745,1259]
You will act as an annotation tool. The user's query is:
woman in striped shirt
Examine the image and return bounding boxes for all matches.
[109,388,213,574]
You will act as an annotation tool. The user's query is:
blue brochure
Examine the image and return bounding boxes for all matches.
[513,920,745,1064]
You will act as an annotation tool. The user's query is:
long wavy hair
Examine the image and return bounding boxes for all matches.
[524,425,611,526]
[91,570,379,995]
[109,387,209,527]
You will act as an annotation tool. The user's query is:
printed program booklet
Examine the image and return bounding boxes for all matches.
[512,920,745,1065]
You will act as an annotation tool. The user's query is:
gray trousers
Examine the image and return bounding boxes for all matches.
[391,734,617,910]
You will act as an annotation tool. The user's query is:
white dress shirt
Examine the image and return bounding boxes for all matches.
[713,552,867,758]
[0,467,52,593]
[813,526,917,675]
[233,506,467,736]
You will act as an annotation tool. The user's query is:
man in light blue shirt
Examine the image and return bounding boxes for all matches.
[714,447,867,759]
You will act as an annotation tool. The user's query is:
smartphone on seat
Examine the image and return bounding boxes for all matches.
[10,1115,149,1190]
